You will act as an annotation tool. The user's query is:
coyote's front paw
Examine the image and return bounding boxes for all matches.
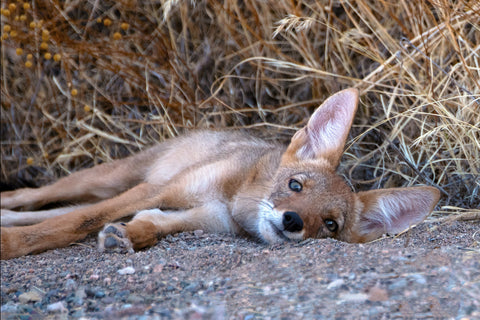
[98,223,134,253]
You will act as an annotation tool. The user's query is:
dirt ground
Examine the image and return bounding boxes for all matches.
[1,220,479,319]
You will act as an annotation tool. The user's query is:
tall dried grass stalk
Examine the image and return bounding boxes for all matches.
[1,0,479,217]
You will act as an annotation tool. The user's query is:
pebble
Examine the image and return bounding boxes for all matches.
[115,290,131,301]
[338,292,369,303]
[85,287,106,298]
[118,266,136,275]
[18,290,43,303]
[327,279,345,290]
[46,301,67,313]
[408,273,427,285]
[74,286,86,306]
[367,286,389,301]
[1,301,18,313]
[65,279,77,291]
[151,306,172,317]
[153,264,164,273]
[127,294,145,304]
[101,297,115,304]
[388,278,408,290]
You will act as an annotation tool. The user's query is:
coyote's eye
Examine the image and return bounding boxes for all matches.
[288,179,303,192]
[324,219,338,232]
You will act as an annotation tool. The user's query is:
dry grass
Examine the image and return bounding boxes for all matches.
[1,0,479,217]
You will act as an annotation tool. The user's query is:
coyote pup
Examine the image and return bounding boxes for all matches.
[0,89,440,259]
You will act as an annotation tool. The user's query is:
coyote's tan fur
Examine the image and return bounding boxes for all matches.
[0,89,440,259]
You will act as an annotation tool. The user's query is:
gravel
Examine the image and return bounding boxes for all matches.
[1,220,479,319]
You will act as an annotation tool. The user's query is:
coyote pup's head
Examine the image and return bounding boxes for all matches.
[257,88,440,244]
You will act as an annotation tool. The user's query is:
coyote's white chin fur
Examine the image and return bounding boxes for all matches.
[257,199,304,243]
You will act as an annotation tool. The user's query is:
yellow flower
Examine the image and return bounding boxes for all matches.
[41,29,49,41]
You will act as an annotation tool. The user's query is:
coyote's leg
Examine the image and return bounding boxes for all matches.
[0,183,164,259]
[98,201,241,253]
[0,153,152,210]
[1,205,90,226]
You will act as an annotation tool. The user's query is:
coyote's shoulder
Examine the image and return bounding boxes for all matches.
[144,130,284,189]
[0,89,440,259]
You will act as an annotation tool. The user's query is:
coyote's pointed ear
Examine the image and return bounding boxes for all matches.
[349,186,441,243]
[284,88,359,167]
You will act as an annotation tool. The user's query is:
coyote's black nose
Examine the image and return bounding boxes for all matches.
[283,211,304,232]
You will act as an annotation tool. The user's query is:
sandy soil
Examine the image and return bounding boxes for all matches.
[1,220,479,319]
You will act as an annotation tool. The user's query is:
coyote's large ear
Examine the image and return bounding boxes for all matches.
[350,186,441,243]
[284,88,359,167]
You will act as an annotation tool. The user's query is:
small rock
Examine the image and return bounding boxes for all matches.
[126,294,145,304]
[18,290,43,303]
[65,279,77,291]
[115,290,131,301]
[18,304,33,314]
[1,302,18,313]
[408,273,427,285]
[85,287,105,298]
[327,279,345,290]
[367,286,389,301]
[101,297,115,304]
[338,292,369,303]
[184,282,201,292]
[153,264,164,273]
[46,301,67,313]
[71,309,85,318]
[74,286,86,306]
[151,306,171,317]
[194,230,204,236]
[117,266,135,275]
